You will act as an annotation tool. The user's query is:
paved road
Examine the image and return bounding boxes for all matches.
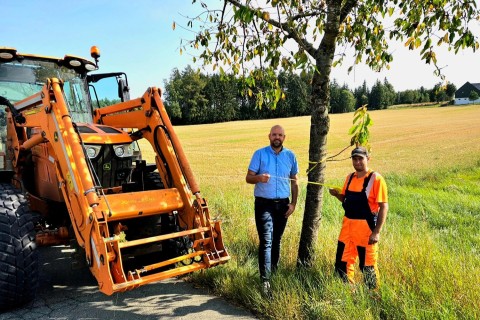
[1,246,255,320]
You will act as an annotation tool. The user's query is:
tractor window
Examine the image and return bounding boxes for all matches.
[88,76,122,109]
[62,77,92,123]
[0,63,45,145]
[0,59,93,123]
[0,64,44,103]
[0,108,5,153]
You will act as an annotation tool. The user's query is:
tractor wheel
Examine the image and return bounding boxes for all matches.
[143,171,164,190]
[0,183,38,310]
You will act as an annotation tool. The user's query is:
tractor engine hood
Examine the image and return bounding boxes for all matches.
[75,123,133,145]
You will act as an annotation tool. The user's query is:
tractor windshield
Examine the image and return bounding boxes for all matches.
[0,58,92,123]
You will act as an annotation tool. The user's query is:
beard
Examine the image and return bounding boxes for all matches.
[271,139,283,148]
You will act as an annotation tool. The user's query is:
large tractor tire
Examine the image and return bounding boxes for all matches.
[143,171,165,190]
[0,183,38,310]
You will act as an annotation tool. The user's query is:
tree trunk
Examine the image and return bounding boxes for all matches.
[297,70,330,267]
[297,2,342,267]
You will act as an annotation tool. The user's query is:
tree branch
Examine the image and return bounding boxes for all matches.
[225,0,318,59]
[340,0,358,23]
[213,1,229,56]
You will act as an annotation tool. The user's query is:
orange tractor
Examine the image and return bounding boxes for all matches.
[0,46,229,309]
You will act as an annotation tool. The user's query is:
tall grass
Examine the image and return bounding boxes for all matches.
[143,105,480,319]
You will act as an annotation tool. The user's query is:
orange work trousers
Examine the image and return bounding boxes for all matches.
[335,216,379,288]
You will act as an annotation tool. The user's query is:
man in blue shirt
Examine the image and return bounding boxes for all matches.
[246,125,299,296]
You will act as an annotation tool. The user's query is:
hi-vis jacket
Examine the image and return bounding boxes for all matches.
[341,170,388,224]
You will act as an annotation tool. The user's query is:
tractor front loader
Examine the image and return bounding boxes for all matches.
[0,47,229,310]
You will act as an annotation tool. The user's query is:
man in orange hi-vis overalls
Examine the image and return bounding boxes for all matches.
[329,146,388,289]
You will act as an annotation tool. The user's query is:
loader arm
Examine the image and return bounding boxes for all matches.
[8,79,229,295]
[93,87,224,249]
[93,88,199,205]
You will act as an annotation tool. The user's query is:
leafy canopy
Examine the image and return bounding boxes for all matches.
[182,0,480,108]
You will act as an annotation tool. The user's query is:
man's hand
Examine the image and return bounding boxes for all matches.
[285,203,296,217]
[369,231,380,245]
[329,188,340,196]
[246,170,270,184]
[329,187,344,202]
[258,173,270,183]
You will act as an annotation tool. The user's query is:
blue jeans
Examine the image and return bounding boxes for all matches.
[254,197,289,281]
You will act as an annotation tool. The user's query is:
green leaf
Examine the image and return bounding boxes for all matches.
[348,123,360,135]
[352,113,361,124]
[365,114,372,126]
[275,87,282,102]
[415,38,422,48]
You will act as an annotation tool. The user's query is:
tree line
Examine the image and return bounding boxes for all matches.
[163,65,457,125]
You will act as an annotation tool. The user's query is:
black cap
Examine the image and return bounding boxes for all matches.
[351,146,368,158]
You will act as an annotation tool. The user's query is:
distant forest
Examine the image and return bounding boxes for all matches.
[161,65,457,125]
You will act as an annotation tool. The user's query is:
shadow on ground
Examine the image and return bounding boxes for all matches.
[0,246,255,320]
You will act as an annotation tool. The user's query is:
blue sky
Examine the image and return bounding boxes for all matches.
[3,0,202,97]
[3,1,480,98]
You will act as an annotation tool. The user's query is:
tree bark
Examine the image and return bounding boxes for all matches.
[297,1,342,267]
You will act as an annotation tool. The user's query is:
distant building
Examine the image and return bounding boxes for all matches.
[454,82,480,105]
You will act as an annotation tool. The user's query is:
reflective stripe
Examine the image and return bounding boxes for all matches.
[91,236,101,269]
[365,172,376,197]
[52,113,79,193]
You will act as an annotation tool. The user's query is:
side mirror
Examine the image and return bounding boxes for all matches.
[118,78,130,102]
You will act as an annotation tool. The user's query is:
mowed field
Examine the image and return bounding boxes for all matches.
[143,105,480,188]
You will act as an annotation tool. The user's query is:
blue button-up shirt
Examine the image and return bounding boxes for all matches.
[248,146,299,199]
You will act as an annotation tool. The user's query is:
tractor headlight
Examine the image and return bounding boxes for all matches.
[114,144,134,158]
[86,145,102,158]
[114,146,124,157]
